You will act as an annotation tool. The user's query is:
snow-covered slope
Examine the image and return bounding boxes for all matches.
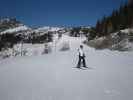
[0,18,63,35]
[0,25,64,37]
[34,26,63,33]
[0,35,133,100]
[0,18,22,32]
[1,25,31,34]
[0,25,63,35]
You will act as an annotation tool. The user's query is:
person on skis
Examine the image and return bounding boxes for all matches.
[77,45,87,68]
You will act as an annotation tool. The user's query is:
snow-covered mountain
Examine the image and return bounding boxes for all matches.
[34,26,63,33]
[0,18,20,26]
[0,17,132,52]
[0,18,68,53]
[0,18,21,32]
[0,18,91,37]
[0,25,64,36]
[0,18,66,36]
[1,25,31,34]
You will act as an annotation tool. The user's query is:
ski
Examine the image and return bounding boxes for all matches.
[74,67,87,70]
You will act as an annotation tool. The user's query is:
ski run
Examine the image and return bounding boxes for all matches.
[0,34,133,100]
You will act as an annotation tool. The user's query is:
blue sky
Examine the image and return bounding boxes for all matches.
[0,0,127,27]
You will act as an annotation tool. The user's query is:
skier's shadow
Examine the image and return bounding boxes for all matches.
[73,66,94,70]
[86,67,94,70]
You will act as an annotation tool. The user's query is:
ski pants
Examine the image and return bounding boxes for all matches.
[77,56,86,68]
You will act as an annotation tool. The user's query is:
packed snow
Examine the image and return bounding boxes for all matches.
[0,34,133,100]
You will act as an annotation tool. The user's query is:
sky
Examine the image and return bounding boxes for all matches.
[0,0,127,27]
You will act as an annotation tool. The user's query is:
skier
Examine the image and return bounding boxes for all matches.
[77,45,87,68]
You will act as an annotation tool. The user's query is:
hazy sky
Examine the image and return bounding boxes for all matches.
[0,0,127,27]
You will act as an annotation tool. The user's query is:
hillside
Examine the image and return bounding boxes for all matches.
[86,28,133,51]
[0,18,66,51]
[0,34,133,100]
[0,18,22,32]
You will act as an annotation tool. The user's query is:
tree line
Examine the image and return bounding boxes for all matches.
[0,32,53,51]
[95,1,133,37]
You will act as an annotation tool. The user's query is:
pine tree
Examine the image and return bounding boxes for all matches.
[94,1,133,36]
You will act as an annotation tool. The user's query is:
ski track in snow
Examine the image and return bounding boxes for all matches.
[0,35,133,100]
